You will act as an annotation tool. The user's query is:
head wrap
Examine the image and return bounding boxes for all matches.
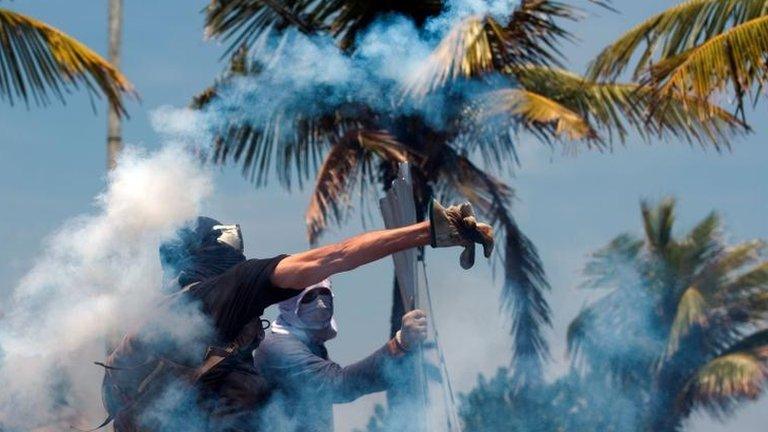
[159,216,246,288]
[272,279,338,344]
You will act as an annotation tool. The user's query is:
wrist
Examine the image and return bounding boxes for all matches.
[395,330,409,351]
[386,331,408,357]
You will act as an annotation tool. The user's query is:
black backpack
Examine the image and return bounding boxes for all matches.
[98,315,270,431]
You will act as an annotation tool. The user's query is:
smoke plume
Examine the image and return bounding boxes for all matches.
[0,141,213,429]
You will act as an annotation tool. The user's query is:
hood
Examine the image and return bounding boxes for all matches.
[159,216,246,288]
[272,279,338,344]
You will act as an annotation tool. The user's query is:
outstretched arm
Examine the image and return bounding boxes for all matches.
[270,221,430,289]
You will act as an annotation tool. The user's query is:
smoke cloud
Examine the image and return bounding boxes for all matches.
[0,139,213,429]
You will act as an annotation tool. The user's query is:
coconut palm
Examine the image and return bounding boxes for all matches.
[589,0,768,120]
[0,6,133,115]
[567,198,768,431]
[197,0,745,390]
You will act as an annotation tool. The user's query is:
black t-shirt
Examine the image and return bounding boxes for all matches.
[185,254,297,342]
[103,255,300,430]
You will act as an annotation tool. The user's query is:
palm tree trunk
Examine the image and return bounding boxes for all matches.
[105,5,123,430]
[106,0,123,170]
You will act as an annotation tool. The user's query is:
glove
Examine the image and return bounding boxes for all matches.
[429,199,494,269]
[396,309,427,351]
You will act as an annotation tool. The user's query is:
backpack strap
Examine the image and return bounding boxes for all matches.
[191,315,269,381]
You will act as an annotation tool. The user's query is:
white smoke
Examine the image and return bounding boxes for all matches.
[0,140,213,429]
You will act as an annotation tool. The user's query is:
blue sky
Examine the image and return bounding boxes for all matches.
[0,1,766,431]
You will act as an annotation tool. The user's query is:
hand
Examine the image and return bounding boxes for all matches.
[397,309,428,350]
[429,200,494,269]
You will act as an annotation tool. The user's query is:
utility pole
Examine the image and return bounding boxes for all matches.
[106,0,123,170]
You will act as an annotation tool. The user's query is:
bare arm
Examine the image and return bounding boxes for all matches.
[270,221,430,289]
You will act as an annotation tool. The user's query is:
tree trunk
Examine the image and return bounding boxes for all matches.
[106,0,123,170]
[105,5,123,430]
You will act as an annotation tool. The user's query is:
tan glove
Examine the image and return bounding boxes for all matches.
[429,199,494,269]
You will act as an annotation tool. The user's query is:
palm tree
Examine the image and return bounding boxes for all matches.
[589,0,768,121]
[568,198,768,431]
[0,6,133,115]
[197,0,744,392]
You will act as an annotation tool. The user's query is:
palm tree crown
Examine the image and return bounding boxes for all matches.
[568,198,768,431]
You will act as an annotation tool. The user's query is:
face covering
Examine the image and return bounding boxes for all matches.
[297,293,333,329]
[272,280,338,343]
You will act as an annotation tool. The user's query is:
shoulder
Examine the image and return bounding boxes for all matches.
[254,332,313,371]
[258,331,307,354]
[231,255,289,278]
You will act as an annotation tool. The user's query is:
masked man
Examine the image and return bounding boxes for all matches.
[101,200,491,431]
[253,279,427,432]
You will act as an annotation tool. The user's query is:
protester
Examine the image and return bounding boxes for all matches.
[100,200,492,431]
[253,279,427,432]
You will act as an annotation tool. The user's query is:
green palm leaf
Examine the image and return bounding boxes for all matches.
[0,8,134,114]
[509,65,746,147]
[588,0,768,80]
[649,14,768,110]
[482,86,597,142]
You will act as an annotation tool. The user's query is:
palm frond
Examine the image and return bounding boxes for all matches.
[208,99,381,189]
[191,44,254,109]
[305,130,408,244]
[722,262,768,297]
[567,289,662,384]
[502,0,581,67]
[581,233,644,289]
[435,149,550,389]
[482,87,597,142]
[677,212,722,278]
[567,301,601,367]
[588,0,768,80]
[667,286,708,355]
[204,0,321,56]
[698,240,767,294]
[204,0,444,53]
[680,350,768,416]
[315,0,444,51]
[722,328,768,353]
[641,197,677,253]
[406,0,582,97]
[405,16,505,96]
[509,65,746,147]
[0,8,134,114]
[649,15,768,113]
